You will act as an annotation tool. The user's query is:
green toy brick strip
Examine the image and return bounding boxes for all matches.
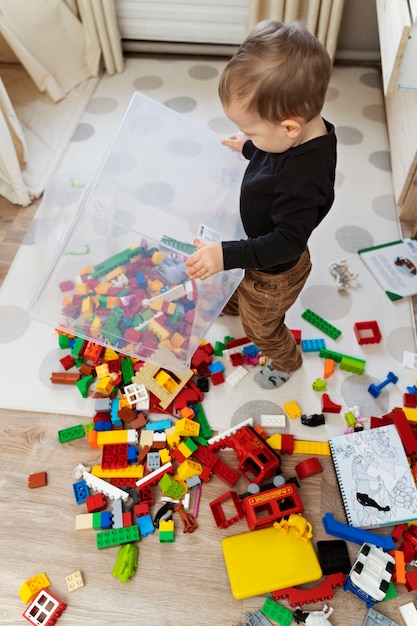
[96,525,140,549]
[302,309,342,339]
[319,348,365,367]
[261,597,293,626]
[58,424,86,443]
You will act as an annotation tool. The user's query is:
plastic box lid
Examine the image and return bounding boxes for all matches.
[30,93,246,372]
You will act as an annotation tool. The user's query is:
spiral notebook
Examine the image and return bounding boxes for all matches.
[329,424,417,529]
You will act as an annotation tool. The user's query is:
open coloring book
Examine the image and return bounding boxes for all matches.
[329,424,417,528]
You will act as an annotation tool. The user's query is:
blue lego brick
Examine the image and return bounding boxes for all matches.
[145,419,171,431]
[137,513,155,537]
[302,338,326,352]
[208,361,225,374]
[94,420,112,432]
[322,513,394,550]
[100,511,113,529]
[242,344,259,357]
[128,445,138,463]
[72,479,89,504]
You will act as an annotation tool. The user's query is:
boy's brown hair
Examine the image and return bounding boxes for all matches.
[219,20,332,123]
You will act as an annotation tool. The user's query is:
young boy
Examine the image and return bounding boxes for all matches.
[185,20,337,390]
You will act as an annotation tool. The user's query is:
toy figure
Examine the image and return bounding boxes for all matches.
[293,604,334,625]
[329,258,358,290]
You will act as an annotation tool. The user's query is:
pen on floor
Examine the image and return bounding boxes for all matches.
[192,484,202,518]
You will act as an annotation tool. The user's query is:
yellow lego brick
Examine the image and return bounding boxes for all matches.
[159,519,174,532]
[266,433,282,450]
[149,319,170,341]
[91,464,144,479]
[177,440,194,459]
[75,282,89,296]
[283,400,303,419]
[175,417,200,438]
[104,266,125,282]
[80,263,94,276]
[176,459,203,481]
[293,439,330,456]
[159,448,171,464]
[19,573,51,604]
[403,407,417,422]
[148,279,164,295]
[94,282,111,295]
[152,250,165,265]
[96,430,138,447]
[106,296,120,309]
[104,348,120,361]
[150,298,164,311]
[166,431,181,449]
[95,363,110,379]
[95,376,115,395]
[81,295,94,317]
[75,513,94,531]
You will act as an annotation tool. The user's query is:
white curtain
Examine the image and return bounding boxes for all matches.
[247,0,346,63]
[0,0,124,206]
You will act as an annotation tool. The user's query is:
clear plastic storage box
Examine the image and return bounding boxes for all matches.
[30,93,246,372]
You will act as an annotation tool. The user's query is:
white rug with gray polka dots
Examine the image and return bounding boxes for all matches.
[1,57,416,441]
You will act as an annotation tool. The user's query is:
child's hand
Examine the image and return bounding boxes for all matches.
[185,240,224,280]
[221,131,248,153]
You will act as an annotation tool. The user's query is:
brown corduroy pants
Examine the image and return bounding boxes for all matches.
[223,248,312,372]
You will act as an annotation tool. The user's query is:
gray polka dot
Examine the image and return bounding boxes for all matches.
[362,104,385,123]
[386,326,416,361]
[189,65,219,80]
[336,126,363,145]
[129,113,164,136]
[87,97,119,114]
[167,138,203,158]
[369,151,391,172]
[164,96,197,113]
[325,86,339,102]
[0,305,31,342]
[372,194,397,221]
[300,284,352,320]
[360,72,381,89]
[340,374,390,419]
[136,181,175,207]
[104,152,137,173]
[208,116,238,135]
[134,75,164,91]
[335,169,345,188]
[71,123,95,142]
[335,225,373,253]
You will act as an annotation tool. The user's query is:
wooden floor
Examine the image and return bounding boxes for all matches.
[1,195,417,625]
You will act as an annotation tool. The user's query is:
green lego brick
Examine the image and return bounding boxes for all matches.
[340,355,366,375]
[261,597,293,626]
[58,424,85,443]
[76,374,95,398]
[96,525,140,549]
[302,308,342,339]
[193,403,213,440]
[121,357,134,385]
[92,512,102,530]
[159,530,175,543]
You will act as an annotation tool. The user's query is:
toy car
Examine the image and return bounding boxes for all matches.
[344,543,395,608]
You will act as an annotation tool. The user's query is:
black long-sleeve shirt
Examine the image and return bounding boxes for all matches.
[222,119,337,274]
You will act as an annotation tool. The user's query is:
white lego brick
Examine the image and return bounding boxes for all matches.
[403,350,417,370]
[400,601,417,625]
[260,414,286,428]
[225,365,248,386]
